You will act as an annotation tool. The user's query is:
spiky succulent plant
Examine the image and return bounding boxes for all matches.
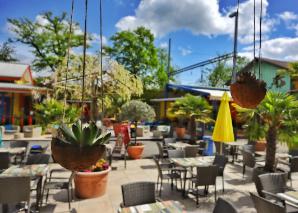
[59,120,111,146]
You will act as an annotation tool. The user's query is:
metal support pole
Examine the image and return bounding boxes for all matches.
[230,11,239,83]
[164,38,171,119]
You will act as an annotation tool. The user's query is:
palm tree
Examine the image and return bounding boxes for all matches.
[169,94,213,143]
[236,92,298,172]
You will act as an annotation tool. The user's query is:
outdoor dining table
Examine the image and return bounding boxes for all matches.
[0,164,49,210]
[0,147,26,155]
[168,142,191,150]
[119,200,186,213]
[223,140,247,163]
[170,157,214,197]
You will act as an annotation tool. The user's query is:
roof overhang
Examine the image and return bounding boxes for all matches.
[0,83,47,94]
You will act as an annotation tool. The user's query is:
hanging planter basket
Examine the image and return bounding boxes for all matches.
[230,72,267,109]
[51,138,106,171]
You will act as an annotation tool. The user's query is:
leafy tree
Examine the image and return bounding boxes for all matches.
[34,98,80,131]
[236,92,298,172]
[0,41,18,62]
[104,27,160,88]
[207,56,249,87]
[169,94,213,142]
[8,12,85,72]
[119,100,155,144]
[54,55,143,119]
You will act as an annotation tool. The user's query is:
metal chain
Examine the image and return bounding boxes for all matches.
[81,0,88,114]
[62,0,75,122]
[258,0,263,78]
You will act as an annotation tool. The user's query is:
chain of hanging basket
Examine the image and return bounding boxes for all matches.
[62,0,75,122]
[230,0,266,109]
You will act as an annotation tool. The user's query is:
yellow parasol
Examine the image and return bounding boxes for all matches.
[212,92,234,154]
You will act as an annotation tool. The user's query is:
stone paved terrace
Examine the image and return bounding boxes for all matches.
[1,140,294,213]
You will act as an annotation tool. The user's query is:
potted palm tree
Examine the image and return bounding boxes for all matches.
[119,100,155,159]
[169,94,213,143]
[236,92,298,172]
[52,120,111,171]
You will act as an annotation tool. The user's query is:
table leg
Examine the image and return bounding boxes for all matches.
[35,176,43,211]
[183,169,187,198]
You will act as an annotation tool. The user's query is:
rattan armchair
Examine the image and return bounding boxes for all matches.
[184,145,199,157]
[213,154,228,192]
[121,182,156,207]
[0,152,10,172]
[0,176,31,213]
[213,197,238,213]
[250,192,286,213]
[188,165,218,206]
[153,156,181,196]
[10,140,29,164]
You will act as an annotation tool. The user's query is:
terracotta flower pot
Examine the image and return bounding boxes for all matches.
[175,127,186,139]
[255,140,266,151]
[74,167,111,199]
[127,145,144,159]
[230,72,267,109]
[51,138,106,171]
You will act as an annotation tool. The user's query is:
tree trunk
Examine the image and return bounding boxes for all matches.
[189,116,196,144]
[264,126,277,172]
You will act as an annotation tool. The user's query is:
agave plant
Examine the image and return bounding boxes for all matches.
[59,120,111,147]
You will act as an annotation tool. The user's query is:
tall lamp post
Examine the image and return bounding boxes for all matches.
[229,10,239,83]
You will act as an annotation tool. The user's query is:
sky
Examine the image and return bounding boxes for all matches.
[0,0,298,84]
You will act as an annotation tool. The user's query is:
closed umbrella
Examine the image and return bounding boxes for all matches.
[212,92,235,154]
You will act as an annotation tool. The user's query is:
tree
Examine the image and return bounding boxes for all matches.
[0,41,18,62]
[54,55,143,119]
[8,12,85,72]
[104,27,160,88]
[207,56,249,87]
[236,92,298,172]
[169,94,213,143]
[119,100,155,144]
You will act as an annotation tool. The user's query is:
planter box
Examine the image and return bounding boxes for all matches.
[74,167,111,199]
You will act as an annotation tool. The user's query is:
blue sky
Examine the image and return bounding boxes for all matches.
[0,0,298,84]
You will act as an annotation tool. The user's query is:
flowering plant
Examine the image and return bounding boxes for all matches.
[82,159,109,172]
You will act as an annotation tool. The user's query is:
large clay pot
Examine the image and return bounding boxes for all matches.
[74,167,111,199]
[175,127,186,139]
[127,145,144,159]
[51,138,106,171]
[230,72,267,109]
[255,140,266,151]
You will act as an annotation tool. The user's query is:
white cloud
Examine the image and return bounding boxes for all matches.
[159,42,168,49]
[278,11,298,35]
[179,46,192,56]
[278,11,298,22]
[91,33,107,46]
[116,0,275,44]
[240,37,298,61]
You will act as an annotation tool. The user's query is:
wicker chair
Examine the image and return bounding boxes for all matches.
[213,197,238,213]
[289,157,298,187]
[0,152,10,172]
[26,153,51,165]
[0,176,31,213]
[121,182,156,207]
[242,150,264,177]
[167,150,184,158]
[213,154,228,192]
[189,165,218,206]
[42,171,74,210]
[153,156,181,196]
[156,142,168,159]
[250,192,286,213]
[184,145,199,157]
[10,140,29,164]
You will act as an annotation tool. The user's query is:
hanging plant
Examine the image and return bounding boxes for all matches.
[230,72,267,109]
[51,120,111,171]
